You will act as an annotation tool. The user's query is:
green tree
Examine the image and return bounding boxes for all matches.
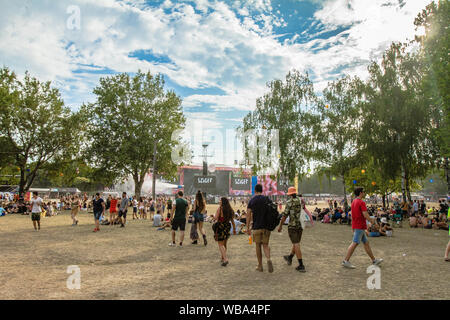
[315,75,364,204]
[83,71,186,199]
[415,0,450,193]
[240,70,320,182]
[360,43,436,202]
[0,67,82,196]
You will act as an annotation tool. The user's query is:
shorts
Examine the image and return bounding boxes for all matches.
[253,229,271,244]
[118,209,127,218]
[31,212,41,221]
[352,229,368,244]
[288,227,303,244]
[193,212,204,222]
[133,207,137,213]
[94,211,102,220]
[171,219,186,231]
[369,232,380,237]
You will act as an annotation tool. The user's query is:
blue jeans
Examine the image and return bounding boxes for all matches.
[94,211,102,220]
[352,229,368,244]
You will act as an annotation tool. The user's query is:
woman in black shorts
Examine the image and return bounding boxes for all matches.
[193,190,208,246]
[166,198,172,220]
[213,197,236,267]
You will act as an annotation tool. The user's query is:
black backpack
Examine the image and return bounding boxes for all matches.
[264,198,280,231]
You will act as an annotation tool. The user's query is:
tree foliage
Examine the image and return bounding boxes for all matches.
[0,67,82,196]
[83,70,186,198]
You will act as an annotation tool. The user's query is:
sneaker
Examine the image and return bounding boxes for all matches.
[372,258,383,266]
[255,265,263,272]
[168,242,176,246]
[192,240,198,245]
[179,242,183,247]
[295,265,306,272]
[267,260,274,273]
[342,260,355,269]
[283,255,293,266]
[221,261,229,267]
[93,228,98,233]
[120,224,125,228]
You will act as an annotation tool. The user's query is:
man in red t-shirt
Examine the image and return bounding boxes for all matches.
[342,187,383,269]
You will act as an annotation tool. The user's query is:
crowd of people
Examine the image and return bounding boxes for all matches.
[309,198,449,238]
[2,185,449,267]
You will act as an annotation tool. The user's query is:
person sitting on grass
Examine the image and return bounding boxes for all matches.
[0,203,6,217]
[417,214,425,228]
[153,210,162,227]
[409,215,418,228]
[433,215,449,231]
[366,221,381,237]
[379,218,393,236]
[322,212,331,224]
[422,214,433,229]
[157,220,172,231]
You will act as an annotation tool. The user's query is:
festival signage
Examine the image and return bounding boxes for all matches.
[231,177,251,191]
[194,176,216,188]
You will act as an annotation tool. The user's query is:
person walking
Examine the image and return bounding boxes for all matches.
[169,191,189,247]
[278,187,312,272]
[118,192,129,228]
[92,193,105,232]
[132,196,139,220]
[31,192,43,231]
[109,195,118,226]
[214,197,236,266]
[138,197,145,219]
[193,190,208,246]
[70,195,80,226]
[246,184,274,273]
[149,198,156,220]
[166,197,173,220]
[342,187,383,269]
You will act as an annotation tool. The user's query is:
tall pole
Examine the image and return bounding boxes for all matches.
[152,139,157,201]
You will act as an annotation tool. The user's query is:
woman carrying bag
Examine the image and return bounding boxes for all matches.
[213,197,236,267]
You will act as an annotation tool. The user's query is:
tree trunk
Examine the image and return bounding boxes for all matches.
[445,157,450,195]
[133,173,144,199]
[406,177,412,203]
[401,161,407,203]
[342,173,347,205]
[382,194,386,209]
[152,140,157,201]
[19,167,26,198]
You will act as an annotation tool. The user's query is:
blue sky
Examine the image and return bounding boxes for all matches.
[0,0,431,165]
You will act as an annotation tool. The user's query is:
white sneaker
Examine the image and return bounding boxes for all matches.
[168,242,176,247]
[342,260,356,269]
[373,258,383,266]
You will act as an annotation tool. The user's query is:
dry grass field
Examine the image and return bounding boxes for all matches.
[0,203,448,300]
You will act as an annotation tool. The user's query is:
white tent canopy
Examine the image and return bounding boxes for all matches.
[113,174,179,196]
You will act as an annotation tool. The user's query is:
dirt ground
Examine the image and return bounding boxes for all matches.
[0,203,448,300]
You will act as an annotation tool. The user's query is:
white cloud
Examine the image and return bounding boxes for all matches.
[0,0,432,164]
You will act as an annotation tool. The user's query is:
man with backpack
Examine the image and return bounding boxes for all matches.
[278,187,312,272]
[246,184,277,273]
